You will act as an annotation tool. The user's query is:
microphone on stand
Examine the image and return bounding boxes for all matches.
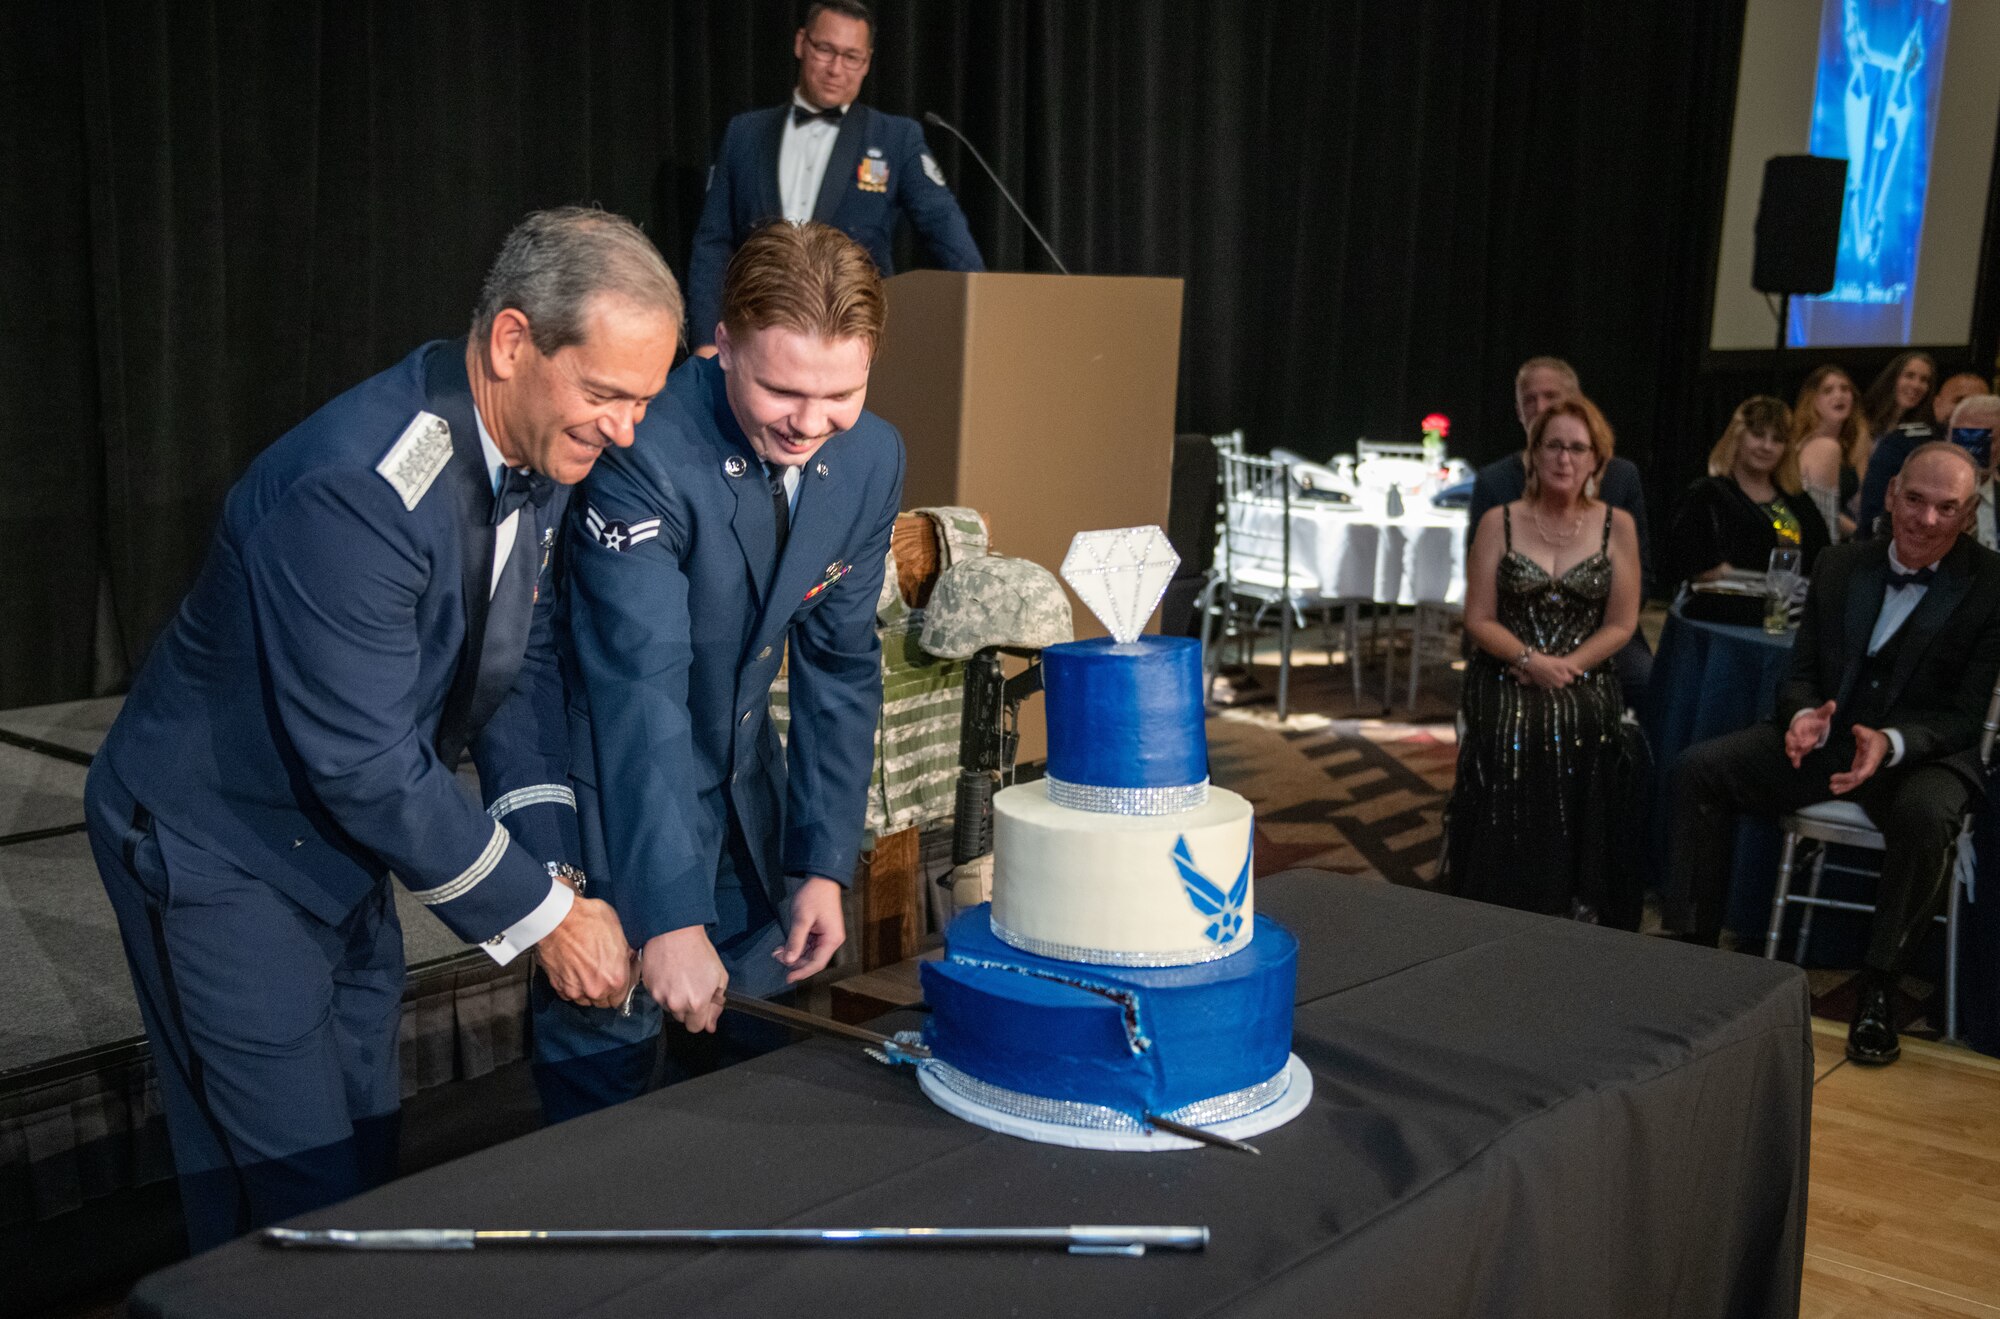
[923,111,1070,275]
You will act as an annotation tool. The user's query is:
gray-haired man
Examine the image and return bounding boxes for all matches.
[86,208,678,1251]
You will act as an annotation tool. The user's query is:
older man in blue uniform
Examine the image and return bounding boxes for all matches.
[686,0,982,358]
[534,221,904,1119]
[85,209,676,1251]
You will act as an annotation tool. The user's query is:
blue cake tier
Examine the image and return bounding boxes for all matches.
[919,904,1297,1121]
[1042,635,1207,795]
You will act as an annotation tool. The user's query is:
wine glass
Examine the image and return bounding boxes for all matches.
[1764,547,1801,633]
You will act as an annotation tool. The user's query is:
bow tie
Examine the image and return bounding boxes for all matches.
[792,103,843,127]
[1888,564,1937,590]
[493,467,554,525]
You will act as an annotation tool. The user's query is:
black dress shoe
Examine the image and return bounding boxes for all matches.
[1847,974,1901,1065]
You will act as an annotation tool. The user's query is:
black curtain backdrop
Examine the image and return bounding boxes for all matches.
[0,0,1835,708]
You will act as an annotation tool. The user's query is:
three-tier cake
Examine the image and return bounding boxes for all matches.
[915,528,1308,1150]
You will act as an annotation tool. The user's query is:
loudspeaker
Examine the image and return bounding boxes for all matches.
[1752,155,1846,295]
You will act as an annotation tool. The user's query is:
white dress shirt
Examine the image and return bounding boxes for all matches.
[473,411,574,963]
[778,91,848,224]
[1793,542,1928,767]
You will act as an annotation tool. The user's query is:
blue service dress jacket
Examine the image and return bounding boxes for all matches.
[563,355,905,947]
[686,102,984,348]
[94,340,580,942]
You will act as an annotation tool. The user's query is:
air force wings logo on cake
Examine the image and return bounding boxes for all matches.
[583,504,660,553]
[375,411,452,510]
[1171,835,1249,946]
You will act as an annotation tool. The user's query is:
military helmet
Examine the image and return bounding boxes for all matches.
[920,555,1074,659]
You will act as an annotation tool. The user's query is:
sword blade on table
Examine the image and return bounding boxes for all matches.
[261,1224,1207,1257]
[1141,1113,1261,1156]
[720,990,932,1060]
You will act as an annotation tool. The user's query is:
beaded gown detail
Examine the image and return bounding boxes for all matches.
[1441,505,1641,923]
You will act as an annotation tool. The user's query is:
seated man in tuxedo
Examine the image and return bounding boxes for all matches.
[1672,442,2000,1064]
[1466,355,1655,702]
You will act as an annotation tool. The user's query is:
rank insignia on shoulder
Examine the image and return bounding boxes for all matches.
[375,411,452,510]
[584,504,661,553]
[857,158,889,193]
[803,559,853,603]
[921,153,946,187]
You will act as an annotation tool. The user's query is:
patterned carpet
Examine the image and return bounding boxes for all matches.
[1205,648,1954,1042]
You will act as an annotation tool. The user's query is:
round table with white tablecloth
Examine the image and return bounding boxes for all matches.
[1227,495,1467,606]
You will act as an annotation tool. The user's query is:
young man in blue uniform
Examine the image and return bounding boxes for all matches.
[686,0,983,358]
[535,221,905,1119]
[84,208,676,1251]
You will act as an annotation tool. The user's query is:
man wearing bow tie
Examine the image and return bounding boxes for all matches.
[535,221,904,1121]
[685,0,983,359]
[83,209,678,1251]
[1672,443,2000,1064]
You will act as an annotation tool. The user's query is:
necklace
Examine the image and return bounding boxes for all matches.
[1532,504,1583,544]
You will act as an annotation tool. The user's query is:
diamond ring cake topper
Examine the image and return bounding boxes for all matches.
[1060,527,1180,645]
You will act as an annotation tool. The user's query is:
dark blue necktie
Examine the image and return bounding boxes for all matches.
[1888,565,1936,591]
[493,467,553,525]
[792,104,843,127]
[768,466,791,557]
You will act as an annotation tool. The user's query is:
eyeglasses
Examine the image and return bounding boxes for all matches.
[804,36,869,70]
[1540,441,1593,457]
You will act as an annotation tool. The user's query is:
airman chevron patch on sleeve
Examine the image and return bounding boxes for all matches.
[375,411,453,510]
[585,503,662,553]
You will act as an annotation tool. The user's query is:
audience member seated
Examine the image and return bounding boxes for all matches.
[1671,443,2000,1065]
[1858,370,1990,536]
[1664,396,1831,596]
[1442,395,1644,929]
[1952,394,2000,550]
[1792,365,1870,540]
[1856,367,2000,539]
[1467,355,1654,703]
[1861,350,1936,440]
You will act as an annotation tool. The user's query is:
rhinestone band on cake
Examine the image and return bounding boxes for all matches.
[918,1059,1294,1133]
[1042,774,1210,816]
[988,914,1246,967]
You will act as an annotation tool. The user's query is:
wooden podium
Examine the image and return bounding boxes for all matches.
[865,271,1186,758]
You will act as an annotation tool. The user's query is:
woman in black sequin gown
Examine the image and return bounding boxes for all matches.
[1441,395,1644,926]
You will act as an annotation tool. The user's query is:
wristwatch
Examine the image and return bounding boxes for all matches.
[546,861,588,896]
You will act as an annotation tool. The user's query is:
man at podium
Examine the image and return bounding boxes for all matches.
[686,0,983,358]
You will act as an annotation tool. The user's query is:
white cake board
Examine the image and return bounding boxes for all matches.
[917,1053,1312,1152]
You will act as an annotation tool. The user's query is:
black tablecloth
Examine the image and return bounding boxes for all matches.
[129,872,1811,1319]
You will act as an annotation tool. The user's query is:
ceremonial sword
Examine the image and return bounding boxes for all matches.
[719,992,1260,1155]
[261,1224,1207,1257]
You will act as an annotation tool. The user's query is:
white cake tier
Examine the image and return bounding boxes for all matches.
[991,780,1256,966]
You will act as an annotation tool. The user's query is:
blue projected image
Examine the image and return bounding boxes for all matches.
[1792,0,1951,348]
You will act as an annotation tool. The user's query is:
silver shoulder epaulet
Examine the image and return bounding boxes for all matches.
[375,411,453,511]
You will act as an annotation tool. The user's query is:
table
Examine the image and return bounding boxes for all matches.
[129,872,1810,1319]
[1641,605,1795,934]
[1230,495,1466,608]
